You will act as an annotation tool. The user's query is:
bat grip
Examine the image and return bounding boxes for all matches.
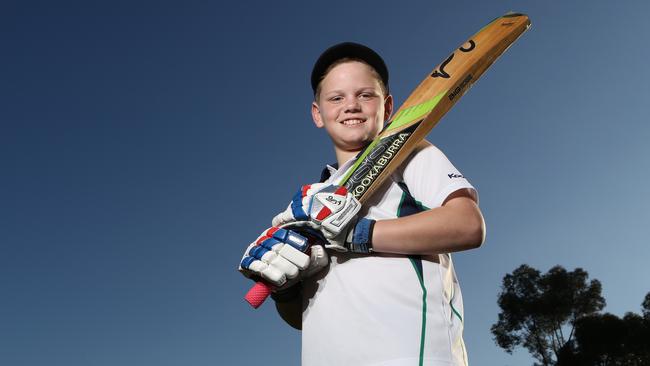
[245,281,272,308]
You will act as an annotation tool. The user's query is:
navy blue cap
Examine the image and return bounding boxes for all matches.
[310,42,389,95]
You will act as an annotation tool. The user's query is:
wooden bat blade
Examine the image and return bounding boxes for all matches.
[340,13,531,202]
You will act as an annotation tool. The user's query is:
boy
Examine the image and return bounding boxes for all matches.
[240,42,485,366]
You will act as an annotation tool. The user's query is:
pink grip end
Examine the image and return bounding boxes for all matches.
[245,281,272,308]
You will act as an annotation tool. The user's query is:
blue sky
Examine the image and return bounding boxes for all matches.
[2,1,649,365]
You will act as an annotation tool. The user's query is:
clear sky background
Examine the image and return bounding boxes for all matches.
[2,1,649,365]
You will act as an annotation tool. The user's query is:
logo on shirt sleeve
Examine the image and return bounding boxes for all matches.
[448,173,465,179]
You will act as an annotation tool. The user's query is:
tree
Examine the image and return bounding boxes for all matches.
[571,295,650,365]
[491,265,605,366]
[642,292,650,319]
[572,313,628,365]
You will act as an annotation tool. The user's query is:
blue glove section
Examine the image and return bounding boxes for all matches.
[272,228,309,251]
[240,246,272,270]
[350,218,376,254]
[290,189,309,221]
[240,256,257,269]
[249,246,270,259]
[260,238,281,250]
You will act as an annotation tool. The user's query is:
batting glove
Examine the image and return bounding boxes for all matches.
[272,184,375,253]
[239,226,329,289]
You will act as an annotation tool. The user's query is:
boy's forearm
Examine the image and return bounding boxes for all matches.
[371,195,485,255]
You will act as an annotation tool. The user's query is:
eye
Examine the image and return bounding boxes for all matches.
[359,92,376,101]
[329,95,344,103]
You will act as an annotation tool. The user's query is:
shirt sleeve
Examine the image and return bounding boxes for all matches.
[396,141,478,209]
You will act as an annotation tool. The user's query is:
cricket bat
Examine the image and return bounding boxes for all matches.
[245,12,531,308]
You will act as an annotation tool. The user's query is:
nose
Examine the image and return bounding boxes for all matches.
[344,98,361,113]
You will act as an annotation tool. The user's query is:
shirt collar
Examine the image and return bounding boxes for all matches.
[319,157,358,184]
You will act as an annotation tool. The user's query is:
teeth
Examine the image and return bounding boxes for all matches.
[342,119,363,125]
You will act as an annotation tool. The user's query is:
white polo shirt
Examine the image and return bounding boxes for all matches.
[301,141,477,366]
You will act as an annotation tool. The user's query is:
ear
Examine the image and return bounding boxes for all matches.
[312,101,324,128]
[383,94,394,122]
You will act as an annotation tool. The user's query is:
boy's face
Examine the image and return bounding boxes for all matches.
[312,61,393,153]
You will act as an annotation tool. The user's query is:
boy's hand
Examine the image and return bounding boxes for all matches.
[239,227,328,289]
[272,183,361,239]
[272,184,375,254]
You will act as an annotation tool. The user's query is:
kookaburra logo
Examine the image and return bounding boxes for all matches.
[431,40,476,79]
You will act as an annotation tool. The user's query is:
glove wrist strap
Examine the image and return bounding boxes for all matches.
[349,218,376,254]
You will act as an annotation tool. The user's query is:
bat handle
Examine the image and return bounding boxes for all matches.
[245,281,272,308]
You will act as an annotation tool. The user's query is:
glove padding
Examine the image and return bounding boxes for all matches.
[273,184,374,253]
[273,183,360,237]
[239,226,329,289]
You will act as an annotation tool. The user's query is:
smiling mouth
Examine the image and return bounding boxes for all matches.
[341,119,365,126]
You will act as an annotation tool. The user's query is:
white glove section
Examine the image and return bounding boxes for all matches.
[272,183,361,241]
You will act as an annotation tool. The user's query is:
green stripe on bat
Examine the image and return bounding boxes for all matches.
[384,90,446,133]
[339,138,380,185]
